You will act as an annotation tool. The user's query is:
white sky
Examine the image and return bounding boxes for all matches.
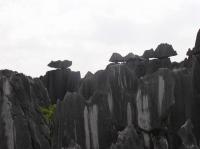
[0,0,199,77]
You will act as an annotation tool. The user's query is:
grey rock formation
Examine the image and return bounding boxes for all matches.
[109,53,124,63]
[143,49,155,59]
[0,70,51,149]
[145,58,172,74]
[136,68,175,131]
[48,60,72,69]
[52,92,85,149]
[191,29,200,143]
[193,29,200,55]
[124,53,135,61]
[178,119,199,149]
[169,68,192,130]
[40,69,81,103]
[110,125,144,149]
[154,43,177,59]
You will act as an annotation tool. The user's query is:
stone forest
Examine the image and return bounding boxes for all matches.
[1,29,200,149]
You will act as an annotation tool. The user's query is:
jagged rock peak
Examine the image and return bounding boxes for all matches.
[48,60,72,69]
[124,53,145,62]
[84,71,94,79]
[124,52,135,61]
[193,29,200,55]
[155,43,177,59]
[186,48,193,57]
[142,48,155,59]
[109,52,124,63]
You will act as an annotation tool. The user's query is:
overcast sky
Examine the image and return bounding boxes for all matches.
[0,0,199,77]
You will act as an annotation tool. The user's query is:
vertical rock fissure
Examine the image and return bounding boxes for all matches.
[127,102,132,125]
[89,105,99,149]
[84,106,90,149]
[108,93,113,114]
[158,76,165,117]
[136,89,151,131]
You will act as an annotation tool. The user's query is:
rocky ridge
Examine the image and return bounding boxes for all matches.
[1,29,200,149]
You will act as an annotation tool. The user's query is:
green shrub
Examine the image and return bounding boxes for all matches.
[40,104,56,123]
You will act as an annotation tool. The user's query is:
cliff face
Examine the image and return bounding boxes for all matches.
[50,60,195,149]
[0,70,51,149]
[192,48,200,142]
[51,64,139,149]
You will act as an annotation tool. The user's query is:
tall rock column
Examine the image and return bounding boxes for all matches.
[191,29,200,143]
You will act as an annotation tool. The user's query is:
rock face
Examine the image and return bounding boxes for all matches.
[136,68,175,131]
[52,92,85,149]
[192,53,200,142]
[193,29,200,55]
[40,69,81,103]
[48,60,72,69]
[178,119,199,149]
[145,58,172,74]
[52,63,139,149]
[191,29,200,143]
[154,43,177,59]
[110,125,144,149]
[169,68,192,130]
[0,70,51,149]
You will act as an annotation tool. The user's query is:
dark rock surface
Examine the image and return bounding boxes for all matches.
[145,58,172,74]
[193,29,200,55]
[40,69,81,103]
[48,60,72,69]
[191,29,200,143]
[110,125,145,149]
[52,92,85,149]
[169,68,192,131]
[0,70,51,149]
[178,119,199,149]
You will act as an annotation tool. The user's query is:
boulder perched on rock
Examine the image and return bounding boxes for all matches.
[109,53,124,63]
[0,70,51,149]
[48,60,72,69]
[143,49,155,59]
[154,43,177,59]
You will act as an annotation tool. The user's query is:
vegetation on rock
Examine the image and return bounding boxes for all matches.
[40,104,56,123]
